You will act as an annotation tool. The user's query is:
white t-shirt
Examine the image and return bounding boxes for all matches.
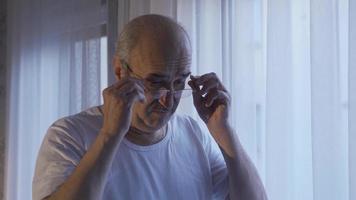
[33,106,229,200]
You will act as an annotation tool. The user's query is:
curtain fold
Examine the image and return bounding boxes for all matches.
[5,0,107,199]
[310,0,349,199]
[349,0,356,199]
[265,0,294,199]
[110,0,354,200]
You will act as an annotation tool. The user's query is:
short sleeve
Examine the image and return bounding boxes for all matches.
[188,117,229,200]
[32,117,85,200]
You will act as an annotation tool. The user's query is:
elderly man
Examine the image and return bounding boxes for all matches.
[33,14,267,200]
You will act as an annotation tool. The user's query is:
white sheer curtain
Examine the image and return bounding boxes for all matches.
[110,0,355,200]
[5,0,107,199]
[349,1,356,200]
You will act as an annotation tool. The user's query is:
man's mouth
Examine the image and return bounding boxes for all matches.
[148,102,171,113]
[150,106,170,113]
[152,108,169,113]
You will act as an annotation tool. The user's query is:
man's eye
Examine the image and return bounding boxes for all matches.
[175,80,185,85]
[149,81,163,85]
[147,81,163,89]
[174,80,186,89]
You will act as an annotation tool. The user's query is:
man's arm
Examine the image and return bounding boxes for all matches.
[211,125,267,200]
[189,73,267,200]
[45,131,123,200]
[42,78,145,200]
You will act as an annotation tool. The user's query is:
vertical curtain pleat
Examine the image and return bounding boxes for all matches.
[230,0,258,168]
[349,0,356,199]
[265,0,293,199]
[5,1,106,199]
[289,0,314,199]
[129,0,150,19]
[150,0,177,18]
[7,1,43,199]
[310,0,349,199]
[107,0,119,84]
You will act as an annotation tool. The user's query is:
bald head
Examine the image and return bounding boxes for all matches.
[113,15,193,134]
[116,14,191,65]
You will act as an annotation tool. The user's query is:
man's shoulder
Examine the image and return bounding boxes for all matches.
[45,106,103,146]
[51,106,102,128]
[170,113,200,130]
[170,114,210,142]
[170,113,193,124]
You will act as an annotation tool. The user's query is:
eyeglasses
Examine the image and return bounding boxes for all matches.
[121,60,192,99]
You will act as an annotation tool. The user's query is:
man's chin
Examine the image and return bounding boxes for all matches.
[144,111,172,128]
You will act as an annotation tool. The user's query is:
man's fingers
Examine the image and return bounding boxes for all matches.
[115,77,144,90]
[111,78,133,90]
[204,90,229,107]
[116,82,143,96]
[204,90,219,107]
[190,72,217,85]
[190,73,228,93]
[104,77,144,96]
[188,79,199,91]
[124,80,146,103]
[113,77,144,93]
[126,87,146,103]
[204,91,225,107]
[190,73,222,93]
[104,78,146,105]
[199,79,219,95]
[191,89,203,108]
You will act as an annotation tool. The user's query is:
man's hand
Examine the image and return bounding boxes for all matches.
[101,77,146,139]
[45,78,146,200]
[190,73,268,200]
[188,73,232,144]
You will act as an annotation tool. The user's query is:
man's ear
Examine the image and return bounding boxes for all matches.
[113,55,123,80]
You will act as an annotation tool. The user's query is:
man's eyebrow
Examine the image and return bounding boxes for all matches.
[177,72,191,78]
[146,71,191,80]
[146,73,169,79]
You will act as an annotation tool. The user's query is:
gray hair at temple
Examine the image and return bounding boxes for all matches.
[116,14,192,63]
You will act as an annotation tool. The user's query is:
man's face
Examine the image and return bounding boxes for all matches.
[122,34,191,133]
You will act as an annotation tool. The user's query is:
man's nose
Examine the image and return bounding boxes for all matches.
[158,90,174,110]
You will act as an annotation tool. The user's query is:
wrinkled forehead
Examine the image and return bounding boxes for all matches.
[130,57,191,79]
[128,34,192,78]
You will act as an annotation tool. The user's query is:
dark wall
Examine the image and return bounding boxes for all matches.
[0,0,7,198]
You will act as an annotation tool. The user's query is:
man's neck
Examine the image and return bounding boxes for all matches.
[125,125,167,146]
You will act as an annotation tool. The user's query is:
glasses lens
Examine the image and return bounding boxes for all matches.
[146,89,192,99]
[179,89,192,98]
[147,90,163,99]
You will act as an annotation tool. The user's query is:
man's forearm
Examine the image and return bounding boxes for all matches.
[214,126,268,200]
[47,130,124,200]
